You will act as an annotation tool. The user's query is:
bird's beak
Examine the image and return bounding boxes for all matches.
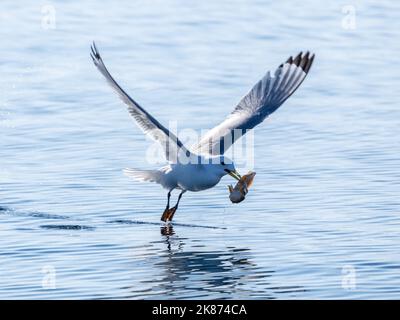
[225,169,241,181]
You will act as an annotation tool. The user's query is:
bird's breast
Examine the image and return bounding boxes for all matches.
[175,165,221,192]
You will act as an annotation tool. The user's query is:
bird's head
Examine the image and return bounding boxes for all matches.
[212,155,241,181]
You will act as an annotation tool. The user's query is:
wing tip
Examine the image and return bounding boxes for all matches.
[90,41,102,64]
[284,51,315,74]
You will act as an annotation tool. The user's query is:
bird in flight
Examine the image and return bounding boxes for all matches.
[91,42,314,222]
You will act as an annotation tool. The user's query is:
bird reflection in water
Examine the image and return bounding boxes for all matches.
[121,223,307,299]
[155,224,269,298]
[160,223,175,237]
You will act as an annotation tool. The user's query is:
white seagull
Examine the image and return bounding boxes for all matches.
[91,43,314,222]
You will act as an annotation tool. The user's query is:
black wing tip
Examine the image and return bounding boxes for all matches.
[304,53,315,74]
[90,41,101,61]
[284,51,315,74]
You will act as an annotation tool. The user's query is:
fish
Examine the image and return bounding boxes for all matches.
[228,171,256,203]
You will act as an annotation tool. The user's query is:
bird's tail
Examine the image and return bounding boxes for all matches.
[123,168,163,184]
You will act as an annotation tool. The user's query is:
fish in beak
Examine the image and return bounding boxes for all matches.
[227,171,256,203]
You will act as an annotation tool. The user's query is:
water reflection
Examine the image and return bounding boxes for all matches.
[1,207,307,299]
[160,224,175,237]
[143,225,270,298]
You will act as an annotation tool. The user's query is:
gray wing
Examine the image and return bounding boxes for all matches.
[90,42,190,163]
[192,52,315,155]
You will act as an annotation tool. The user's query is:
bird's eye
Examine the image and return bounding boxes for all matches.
[221,161,225,166]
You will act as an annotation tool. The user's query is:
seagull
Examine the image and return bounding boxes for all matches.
[90,42,314,222]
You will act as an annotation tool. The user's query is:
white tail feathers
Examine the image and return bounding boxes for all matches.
[123,168,162,183]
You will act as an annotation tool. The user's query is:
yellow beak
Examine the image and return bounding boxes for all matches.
[228,170,241,181]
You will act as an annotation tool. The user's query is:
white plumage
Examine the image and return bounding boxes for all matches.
[91,42,314,221]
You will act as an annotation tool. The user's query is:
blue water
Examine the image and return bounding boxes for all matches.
[1,1,400,299]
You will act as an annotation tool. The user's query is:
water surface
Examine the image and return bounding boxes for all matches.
[1,1,400,299]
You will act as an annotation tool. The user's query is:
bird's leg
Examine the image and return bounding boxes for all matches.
[164,190,186,222]
[175,190,185,208]
[166,190,171,209]
[160,190,173,222]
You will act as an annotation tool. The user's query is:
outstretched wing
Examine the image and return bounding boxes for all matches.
[192,52,315,155]
[90,42,190,163]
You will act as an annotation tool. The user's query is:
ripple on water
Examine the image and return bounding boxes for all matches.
[1,0,400,299]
